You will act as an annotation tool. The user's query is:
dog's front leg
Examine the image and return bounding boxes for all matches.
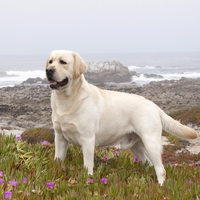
[54,132,69,161]
[81,141,95,175]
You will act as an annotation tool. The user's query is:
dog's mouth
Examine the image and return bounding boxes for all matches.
[48,78,69,90]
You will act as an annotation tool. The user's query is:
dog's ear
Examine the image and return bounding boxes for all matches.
[73,53,88,78]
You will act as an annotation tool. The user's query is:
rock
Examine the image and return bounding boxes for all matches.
[0,123,26,136]
[85,61,132,84]
[0,72,17,77]
[130,71,138,76]
[155,66,162,69]
[143,74,163,79]
[0,85,51,128]
[22,77,48,85]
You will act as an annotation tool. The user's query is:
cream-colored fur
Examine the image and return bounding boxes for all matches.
[46,50,198,185]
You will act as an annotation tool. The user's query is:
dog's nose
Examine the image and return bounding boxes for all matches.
[46,67,55,75]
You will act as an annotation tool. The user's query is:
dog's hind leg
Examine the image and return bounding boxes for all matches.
[141,136,166,186]
[130,141,152,165]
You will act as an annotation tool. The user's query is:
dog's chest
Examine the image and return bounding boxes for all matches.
[54,120,81,146]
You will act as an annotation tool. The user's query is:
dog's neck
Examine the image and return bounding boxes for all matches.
[51,74,91,116]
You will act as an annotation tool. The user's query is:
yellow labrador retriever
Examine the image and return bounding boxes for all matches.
[46,50,198,185]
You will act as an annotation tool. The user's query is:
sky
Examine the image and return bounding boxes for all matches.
[0,0,200,55]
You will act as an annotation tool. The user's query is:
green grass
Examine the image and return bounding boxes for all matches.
[0,134,199,199]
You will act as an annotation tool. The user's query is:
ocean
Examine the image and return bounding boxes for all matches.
[0,52,200,87]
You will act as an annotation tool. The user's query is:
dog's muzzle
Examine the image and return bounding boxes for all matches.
[46,68,68,90]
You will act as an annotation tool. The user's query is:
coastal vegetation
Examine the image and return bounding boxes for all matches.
[21,128,54,144]
[170,107,200,126]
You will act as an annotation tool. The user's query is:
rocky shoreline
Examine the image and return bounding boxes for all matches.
[1,77,200,154]
[1,77,200,128]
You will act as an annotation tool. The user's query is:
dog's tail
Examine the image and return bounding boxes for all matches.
[158,108,198,139]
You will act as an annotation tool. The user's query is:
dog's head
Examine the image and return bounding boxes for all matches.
[45,50,87,90]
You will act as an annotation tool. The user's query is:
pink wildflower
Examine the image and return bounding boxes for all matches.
[46,182,55,189]
[134,157,139,162]
[104,156,109,161]
[0,171,3,177]
[31,189,36,193]
[100,177,108,184]
[15,136,22,140]
[8,180,17,186]
[0,178,4,184]
[41,140,50,146]
[114,151,119,156]
[22,178,27,183]
[185,180,194,185]
[4,191,12,199]
[87,178,93,184]
[62,167,66,171]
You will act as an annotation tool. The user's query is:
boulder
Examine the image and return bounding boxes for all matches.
[85,61,132,84]
[21,77,48,85]
[143,74,163,79]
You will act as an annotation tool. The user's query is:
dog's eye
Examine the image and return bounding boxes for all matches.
[60,60,67,65]
[49,60,53,64]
